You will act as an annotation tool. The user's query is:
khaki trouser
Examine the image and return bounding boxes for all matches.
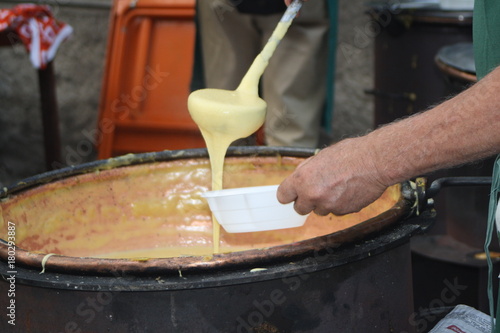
[197,0,330,148]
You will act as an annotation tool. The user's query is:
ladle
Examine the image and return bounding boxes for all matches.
[188,0,303,246]
[188,0,304,191]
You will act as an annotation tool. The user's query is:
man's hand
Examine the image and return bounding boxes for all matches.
[277,138,388,216]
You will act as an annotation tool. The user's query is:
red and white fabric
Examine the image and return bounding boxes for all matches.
[0,4,73,69]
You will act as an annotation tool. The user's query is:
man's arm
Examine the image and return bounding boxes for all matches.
[278,66,500,216]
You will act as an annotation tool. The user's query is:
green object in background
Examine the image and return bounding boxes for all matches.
[473,0,500,80]
[322,0,338,134]
[475,2,500,332]
[485,156,500,333]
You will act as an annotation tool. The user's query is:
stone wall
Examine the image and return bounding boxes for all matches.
[0,0,374,186]
[0,0,111,185]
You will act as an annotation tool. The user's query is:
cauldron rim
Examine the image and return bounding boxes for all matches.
[0,146,417,277]
[0,211,434,291]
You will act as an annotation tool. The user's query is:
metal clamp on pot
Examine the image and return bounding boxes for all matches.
[417,176,492,213]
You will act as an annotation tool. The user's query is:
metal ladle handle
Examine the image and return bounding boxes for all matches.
[236,0,304,94]
[281,0,303,23]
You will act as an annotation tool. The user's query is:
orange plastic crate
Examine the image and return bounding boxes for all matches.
[97,0,205,158]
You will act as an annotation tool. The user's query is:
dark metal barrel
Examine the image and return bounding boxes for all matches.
[0,147,431,332]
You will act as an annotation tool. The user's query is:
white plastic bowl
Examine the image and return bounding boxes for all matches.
[201,185,308,233]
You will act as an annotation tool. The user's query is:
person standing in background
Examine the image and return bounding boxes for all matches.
[195,0,336,148]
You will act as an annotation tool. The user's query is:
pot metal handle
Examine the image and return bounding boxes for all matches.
[426,176,492,198]
[415,176,492,213]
